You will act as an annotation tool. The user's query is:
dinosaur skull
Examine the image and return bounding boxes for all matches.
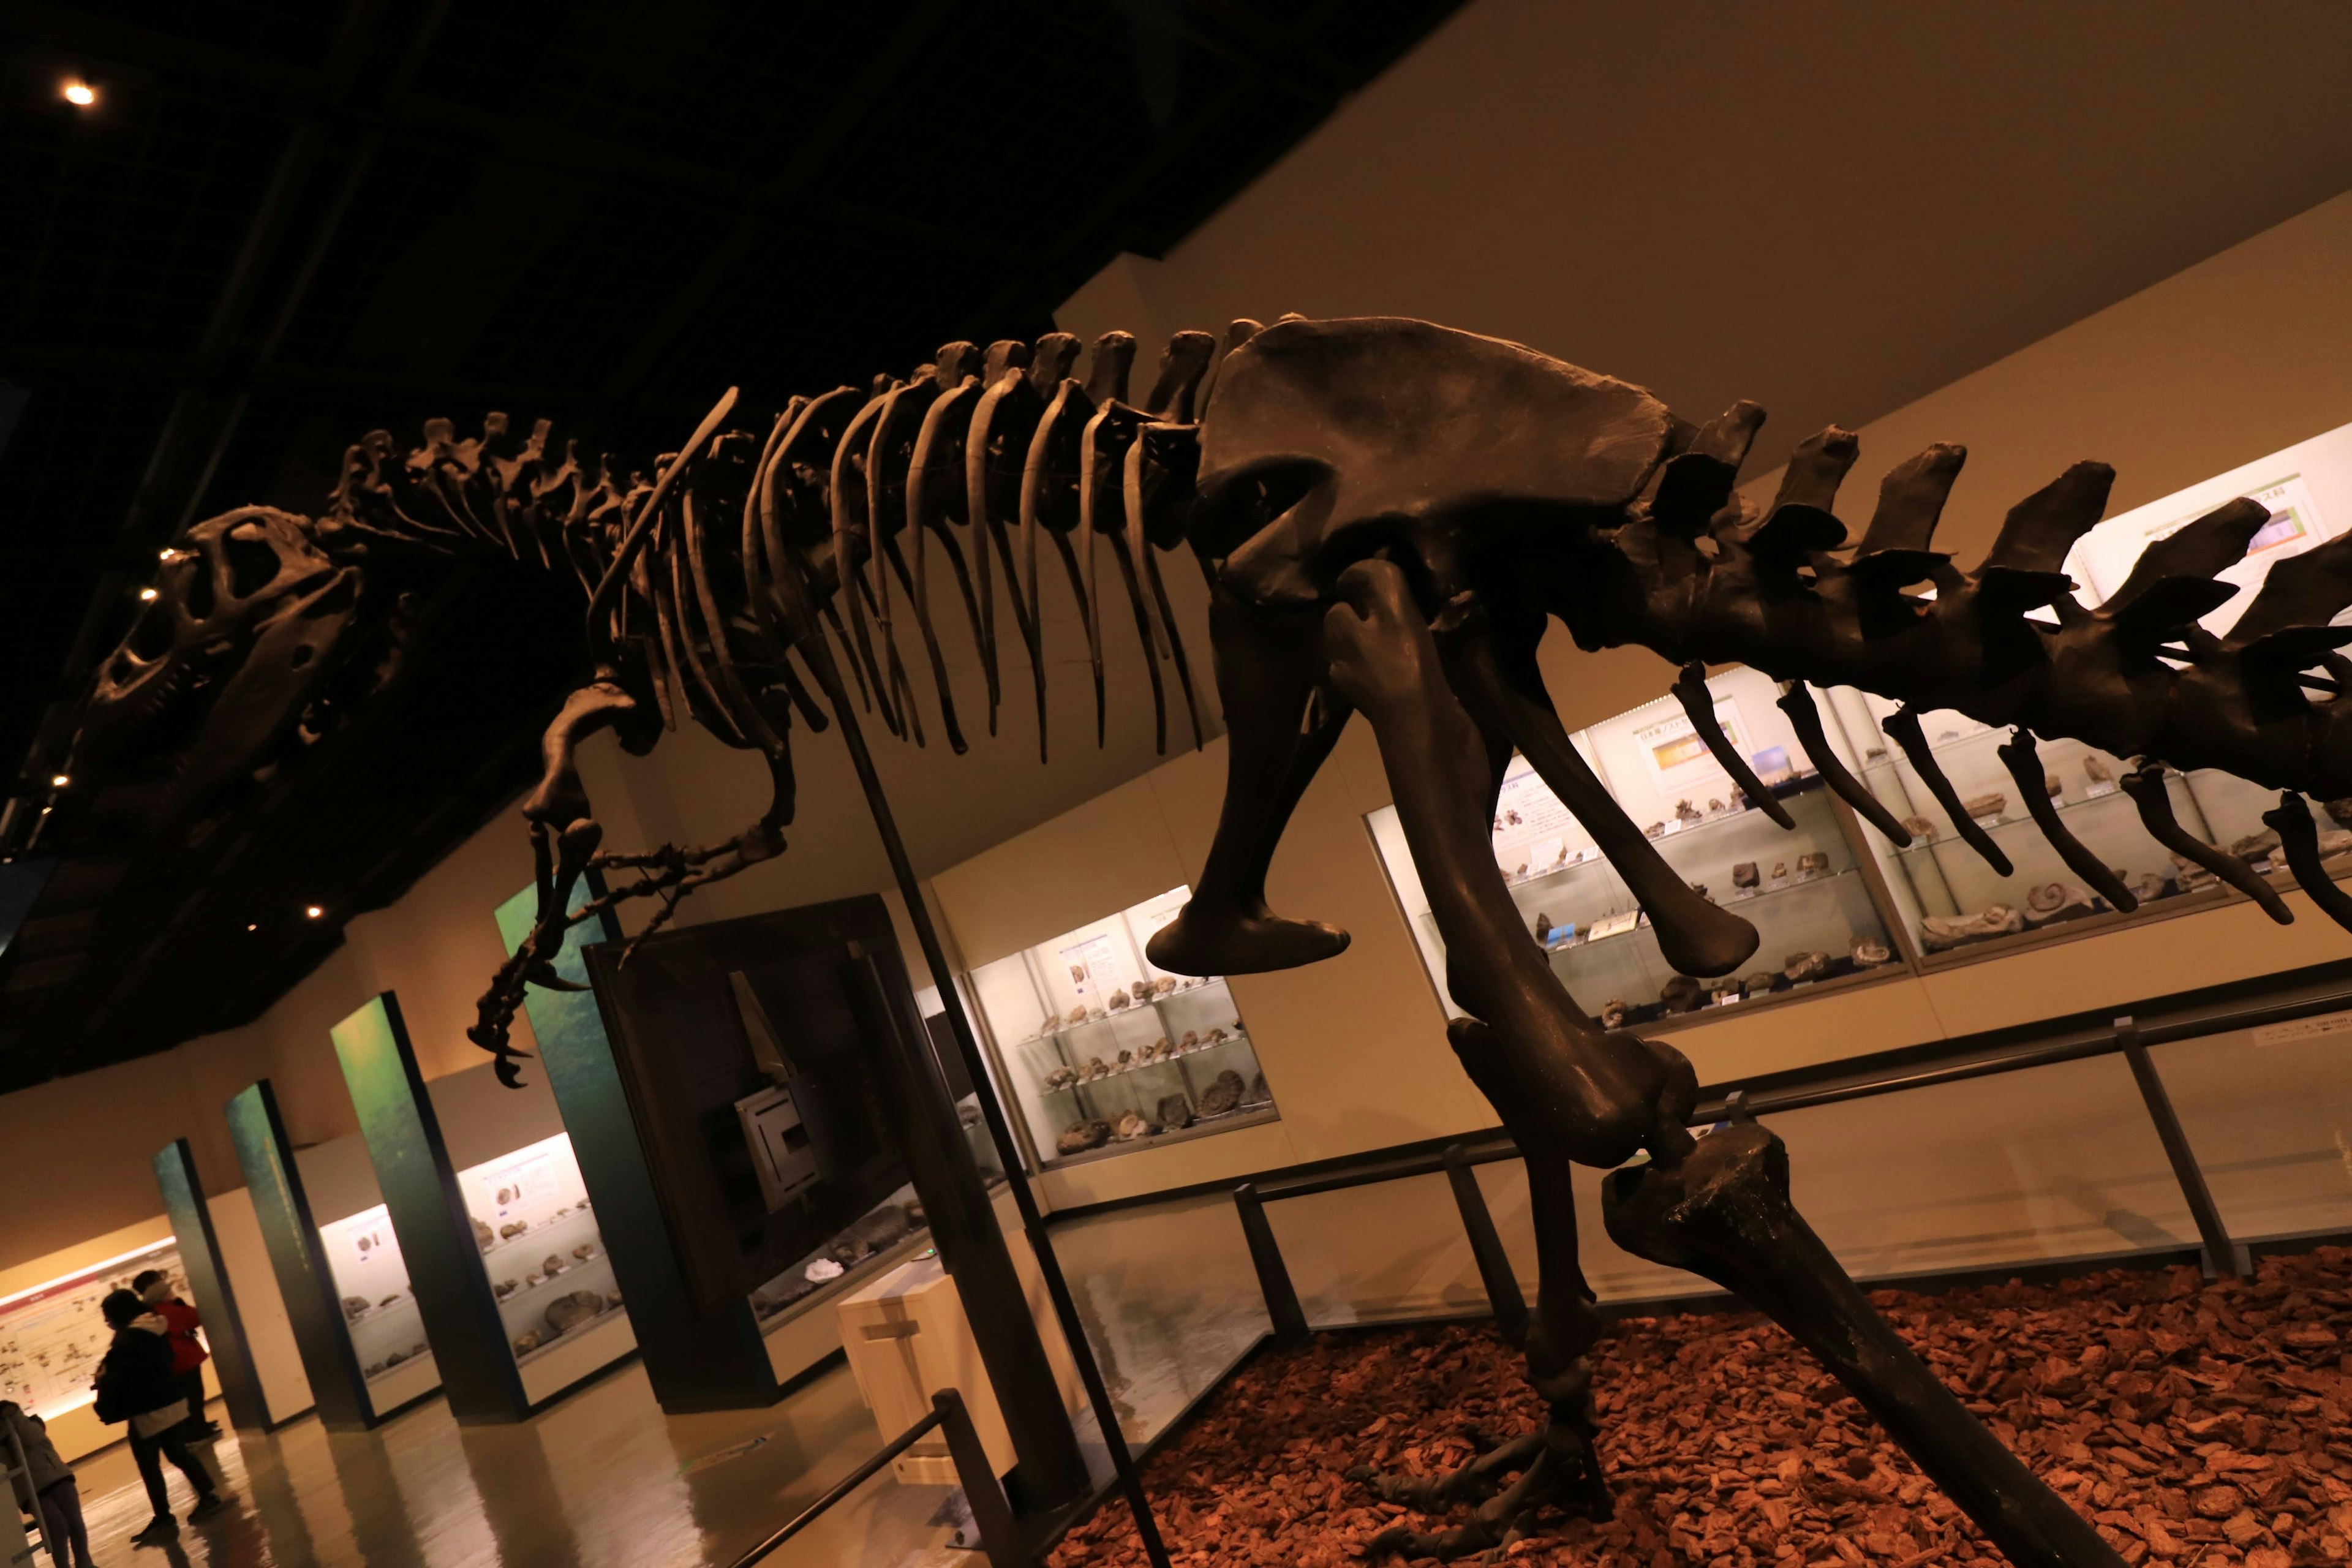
[77,505,362,826]
[1194,317,1678,611]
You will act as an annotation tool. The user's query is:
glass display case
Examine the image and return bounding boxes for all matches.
[1371,665,1904,1029]
[967,886,1278,1166]
[319,1205,435,1390]
[455,1132,625,1369]
[1829,413,2352,962]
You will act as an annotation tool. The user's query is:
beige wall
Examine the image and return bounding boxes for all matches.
[5,66,2350,1303]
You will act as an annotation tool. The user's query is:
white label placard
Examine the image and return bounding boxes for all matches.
[2251,1011,2352,1047]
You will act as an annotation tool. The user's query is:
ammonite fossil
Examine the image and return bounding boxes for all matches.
[1197,1069,1247,1117]
[1660,975,1703,1013]
[1114,1110,1152,1141]
[1850,935,1893,967]
[1156,1093,1194,1129]
[1056,1120,1112,1155]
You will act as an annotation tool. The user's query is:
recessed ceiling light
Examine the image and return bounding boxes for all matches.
[138,587,159,601]
[246,923,258,932]
[62,80,96,108]
[50,774,69,788]
[304,905,323,919]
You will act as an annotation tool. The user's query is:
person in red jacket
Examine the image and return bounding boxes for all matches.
[132,1272,218,1440]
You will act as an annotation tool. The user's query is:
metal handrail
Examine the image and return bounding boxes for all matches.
[725,1389,1020,1568]
[1232,976,2348,1341]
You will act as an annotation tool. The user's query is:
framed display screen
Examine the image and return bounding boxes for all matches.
[0,1238,186,1420]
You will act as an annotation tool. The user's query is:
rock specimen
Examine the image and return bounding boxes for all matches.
[377,1293,399,1308]
[1599,999,1629,1030]
[1706,797,1726,815]
[511,1331,541,1355]
[1920,902,2026,950]
[2130,869,2166,903]
[499,1220,528,1240]
[2044,770,2064,798]
[494,1279,518,1300]
[341,1295,371,1321]
[1782,950,1831,982]
[1743,971,1778,996]
[1532,910,1553,942]
[1198,1069,1247,1117]
[1962,791,2007,820]
[1659,975,1702,1012]
[543,1290,605,1335]
[1114,1110,1152,1140]
[1849,935,1892,967]
[1643,820,1664,839]
[1064,1005,1088,1025]
[2024,880,2092,924]
[1041,1065,1078,1091]
[541,1253,565,1277]
[1768,860,1788,884]
[1057,1120,1112,1155]
[1107,987,1130,1011]
[1901,815,1936,841]
[472,1217,494,1253]
[1244,1073,1270,1105]
[1673,798,1702,826]
[1179,1030,1199,1049]
[1732,861,1760,890]
[2173,851,2218,891]
[2327,796,2352,827]
[827,1203,915,1264]
[1707,979,1741,1003]
[2084,754,2114,786]
[605,1292,623,1312]
[1156,1093,1194,1129]
[1794,851,1830,879]
[2231,827,2283,865]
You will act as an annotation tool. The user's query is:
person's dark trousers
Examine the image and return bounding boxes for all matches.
[179,1369,213,1433]
[37,1477,95,1568]
[129,1424,216,1520]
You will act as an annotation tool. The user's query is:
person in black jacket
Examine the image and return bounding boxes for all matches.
[94,1289,224,1545]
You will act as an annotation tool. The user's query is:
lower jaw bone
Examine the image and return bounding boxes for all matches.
[1601,1125,2123,1568]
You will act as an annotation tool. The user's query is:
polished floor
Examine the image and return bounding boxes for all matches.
[37,1194,1284,1568]
[35,1076,2346,1568]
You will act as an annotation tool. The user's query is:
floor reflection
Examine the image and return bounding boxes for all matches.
[48,1193,1281,1567]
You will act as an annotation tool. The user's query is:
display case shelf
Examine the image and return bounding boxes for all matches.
[966,888,1281,1167]
[1889,785,2135,859]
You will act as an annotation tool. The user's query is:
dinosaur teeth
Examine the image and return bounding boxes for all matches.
[1979,461,2114,576]
[1880,707,2013,876]
[1673,662,1793,828]
[1144,331,1219,421]
[2264,791,2352,934]
[1997,728,2136,910]
[2121,763,2290,924]
[1855,442,1966,564]
[1776,680,1912,845]
[1083,330,1137,407]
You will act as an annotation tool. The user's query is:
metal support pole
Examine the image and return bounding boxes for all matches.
[2114,1015,2244,1279]
[797,623,1170,1567]
[937,1390,1028,1568]
[1441,1143,1528,1344]
[1233,1183,1309,1346]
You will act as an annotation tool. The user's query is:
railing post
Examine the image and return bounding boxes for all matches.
[935,1390,1028,1568]
[2114,1014,2245,1280]
[1441,1143,1528,1344]
[1233,1183,1310,1346]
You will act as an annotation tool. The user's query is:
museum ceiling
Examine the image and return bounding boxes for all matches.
[0,0,1465,1090]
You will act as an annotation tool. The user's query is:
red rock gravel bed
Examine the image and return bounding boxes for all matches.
[1050,1248,2351,1567]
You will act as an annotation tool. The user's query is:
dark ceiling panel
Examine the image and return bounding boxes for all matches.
[0,0,1464,1088]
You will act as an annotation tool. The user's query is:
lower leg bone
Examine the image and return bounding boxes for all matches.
[1604,1124,2124,1568]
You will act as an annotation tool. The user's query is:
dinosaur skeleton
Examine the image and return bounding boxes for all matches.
[74,315,2352,1567]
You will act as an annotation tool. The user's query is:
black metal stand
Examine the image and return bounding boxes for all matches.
[1233,1182,1310,1348]
[805,629,1172,1567]
[1442,1143,1528,1344]
[2113,1014,2245,1279]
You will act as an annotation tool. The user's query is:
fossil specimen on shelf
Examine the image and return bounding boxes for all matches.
[1055,1120,1110,1156]
[1921,903,2027,951]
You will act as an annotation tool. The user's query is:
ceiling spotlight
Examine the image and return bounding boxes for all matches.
[246,922,258,932]
[304,905,323,919]
[50,774,69,788]
[62,80,96,108]
[138,586,159,601]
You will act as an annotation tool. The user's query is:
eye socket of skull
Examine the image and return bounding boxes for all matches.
[1196,316,1680,606]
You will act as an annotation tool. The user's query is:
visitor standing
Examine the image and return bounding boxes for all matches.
[92,1288,225,1547]
[2,1398,94,1568]
[132,1271,217,1439]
